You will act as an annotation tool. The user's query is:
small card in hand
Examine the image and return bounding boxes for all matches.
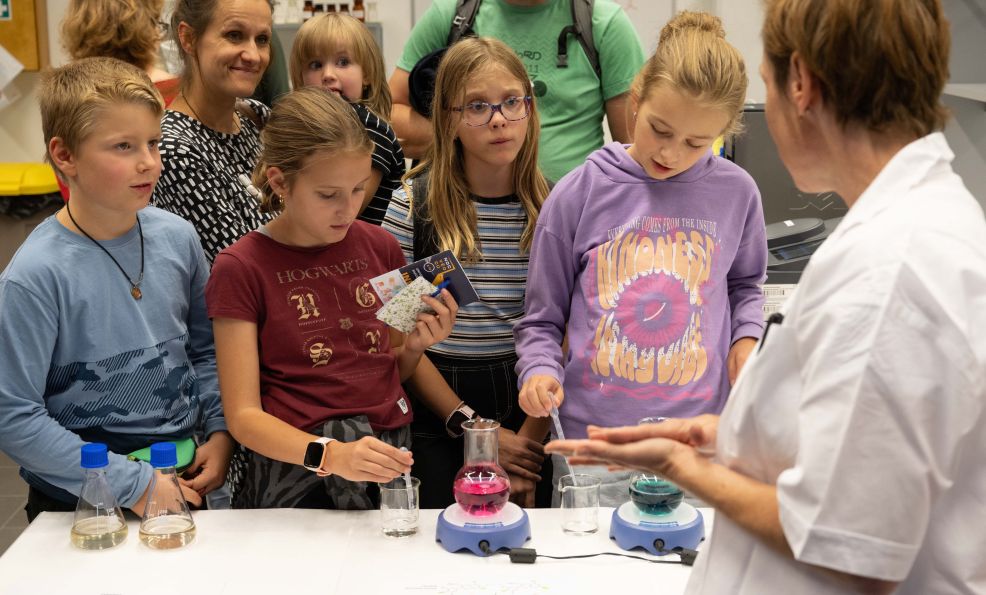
[370,250,479,307]
[375,276,438,333]
[400,250,479,306]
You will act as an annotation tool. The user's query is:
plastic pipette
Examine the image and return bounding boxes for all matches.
[548,393,578,489]
[548,392,565,441]
[399,447,415,510]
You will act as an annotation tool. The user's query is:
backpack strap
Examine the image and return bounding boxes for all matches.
[556,0,600,77]
[411,171,440,262]
[447,0,483,45]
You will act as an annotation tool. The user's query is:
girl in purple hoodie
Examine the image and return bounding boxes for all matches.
[514,11,767,505]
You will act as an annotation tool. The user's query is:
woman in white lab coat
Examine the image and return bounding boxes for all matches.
[546,1,986,593]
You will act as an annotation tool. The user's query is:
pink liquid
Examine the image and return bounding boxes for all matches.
[453,471,510,517]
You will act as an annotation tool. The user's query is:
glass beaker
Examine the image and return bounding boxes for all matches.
[139,442,196,549]
[71,443,128,550]
[628,417,684,515]
[452,418,511,516]
[559,473,601,534]
[380,476,420,537]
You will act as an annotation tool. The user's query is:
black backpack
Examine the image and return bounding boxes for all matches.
[408,0,599,118]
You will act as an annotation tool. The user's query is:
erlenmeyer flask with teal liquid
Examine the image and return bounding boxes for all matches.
[628,417,684,515]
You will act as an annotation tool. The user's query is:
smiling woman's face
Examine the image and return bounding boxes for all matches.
[188,0,272,99]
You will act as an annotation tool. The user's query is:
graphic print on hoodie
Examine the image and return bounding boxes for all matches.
[515,142,768,439]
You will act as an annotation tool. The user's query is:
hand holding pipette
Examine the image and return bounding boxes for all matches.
[518,374,563,417]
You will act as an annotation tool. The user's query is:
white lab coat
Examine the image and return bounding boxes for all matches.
[686,133,986,594]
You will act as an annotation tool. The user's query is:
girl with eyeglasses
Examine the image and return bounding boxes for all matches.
[514,11,768,507]
[381,36,552,510]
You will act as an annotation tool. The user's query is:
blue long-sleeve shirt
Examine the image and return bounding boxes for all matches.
[0,207,223,507]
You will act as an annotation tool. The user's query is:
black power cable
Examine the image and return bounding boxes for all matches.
[477,540,698,566]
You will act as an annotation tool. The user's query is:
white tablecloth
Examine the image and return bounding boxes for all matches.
[0,507,713,595]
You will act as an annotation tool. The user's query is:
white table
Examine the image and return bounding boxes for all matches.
[0,507,713,595]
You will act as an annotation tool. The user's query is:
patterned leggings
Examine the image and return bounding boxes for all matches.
[231,415,411,510]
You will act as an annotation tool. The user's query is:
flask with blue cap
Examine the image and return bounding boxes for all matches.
[138,442,196,549]
[71,443,128,550]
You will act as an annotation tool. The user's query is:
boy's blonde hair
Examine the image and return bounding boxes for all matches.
[763,0,949,137]
[405,37,549,262]
[633,11,747,137]
[39,57,164,177]
[289,13,391,119]
[252,87,373,214]
[61,0,165,71]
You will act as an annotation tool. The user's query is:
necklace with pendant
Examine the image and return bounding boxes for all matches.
[65,204,145,300]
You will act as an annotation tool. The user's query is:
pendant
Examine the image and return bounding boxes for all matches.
[131,286,143,300]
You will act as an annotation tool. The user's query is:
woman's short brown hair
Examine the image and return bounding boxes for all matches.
[61,0,164,70]
[762,0,950,137]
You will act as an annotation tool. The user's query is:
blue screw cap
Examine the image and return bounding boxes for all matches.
[81,443,109,468]
[150,442,178,468]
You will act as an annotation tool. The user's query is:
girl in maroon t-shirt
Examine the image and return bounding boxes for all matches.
[206,88,458,509]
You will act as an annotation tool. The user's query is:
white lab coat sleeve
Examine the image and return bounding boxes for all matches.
[775,264,981,582]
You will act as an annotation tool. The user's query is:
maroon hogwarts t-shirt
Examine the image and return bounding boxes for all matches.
[206,222,411,431]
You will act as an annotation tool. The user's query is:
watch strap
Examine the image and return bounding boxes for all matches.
[445,403,477,438]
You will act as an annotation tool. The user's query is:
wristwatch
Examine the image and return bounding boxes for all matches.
[303,436,336,474]
[445,403,477,438]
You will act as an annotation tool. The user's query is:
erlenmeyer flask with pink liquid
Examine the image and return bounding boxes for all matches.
[452,418,511,516]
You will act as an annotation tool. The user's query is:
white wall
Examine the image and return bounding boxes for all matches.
[0,0,982,214]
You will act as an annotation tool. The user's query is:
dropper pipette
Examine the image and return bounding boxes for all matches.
[547,393,578,489]
[399,447,415,510]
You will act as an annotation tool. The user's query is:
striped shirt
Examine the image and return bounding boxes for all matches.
[352,103,405,226]
[382,180,530,359]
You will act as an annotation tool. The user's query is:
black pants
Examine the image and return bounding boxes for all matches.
[407,352,553,509]
[25,485,76,523]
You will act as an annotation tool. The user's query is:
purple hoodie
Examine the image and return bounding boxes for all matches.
[514,142,767,439]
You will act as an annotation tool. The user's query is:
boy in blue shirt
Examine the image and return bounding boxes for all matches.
[0,57,232,520]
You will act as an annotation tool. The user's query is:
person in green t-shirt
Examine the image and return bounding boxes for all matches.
[389,0,644,183]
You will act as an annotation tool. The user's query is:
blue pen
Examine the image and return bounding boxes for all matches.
[430,279,451,297]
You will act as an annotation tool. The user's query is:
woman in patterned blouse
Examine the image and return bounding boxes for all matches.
[154,0,275,261]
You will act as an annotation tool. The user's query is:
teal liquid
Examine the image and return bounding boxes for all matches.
[629,477,684,516]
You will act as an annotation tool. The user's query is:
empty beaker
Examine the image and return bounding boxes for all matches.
[629,417,684,516]
[139,442,196,549]
[380,476,420,537]
[559,473,601,534]
[71,443,128,550]
[453,418,511,516]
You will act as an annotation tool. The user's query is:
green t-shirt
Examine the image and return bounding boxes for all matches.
[397,0,645,183]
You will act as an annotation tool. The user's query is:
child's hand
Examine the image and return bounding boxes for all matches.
[508,474,536,508]
[519,375,563,417]
[727,337,758,385]
[130,475,204,516]
[182,431,235,497]
[497,427,544,482]
[404,289,459,353]
[326,436,413,483]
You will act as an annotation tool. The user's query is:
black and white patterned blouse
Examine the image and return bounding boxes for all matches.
[154,99,274,262]
[352,103,406,227]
